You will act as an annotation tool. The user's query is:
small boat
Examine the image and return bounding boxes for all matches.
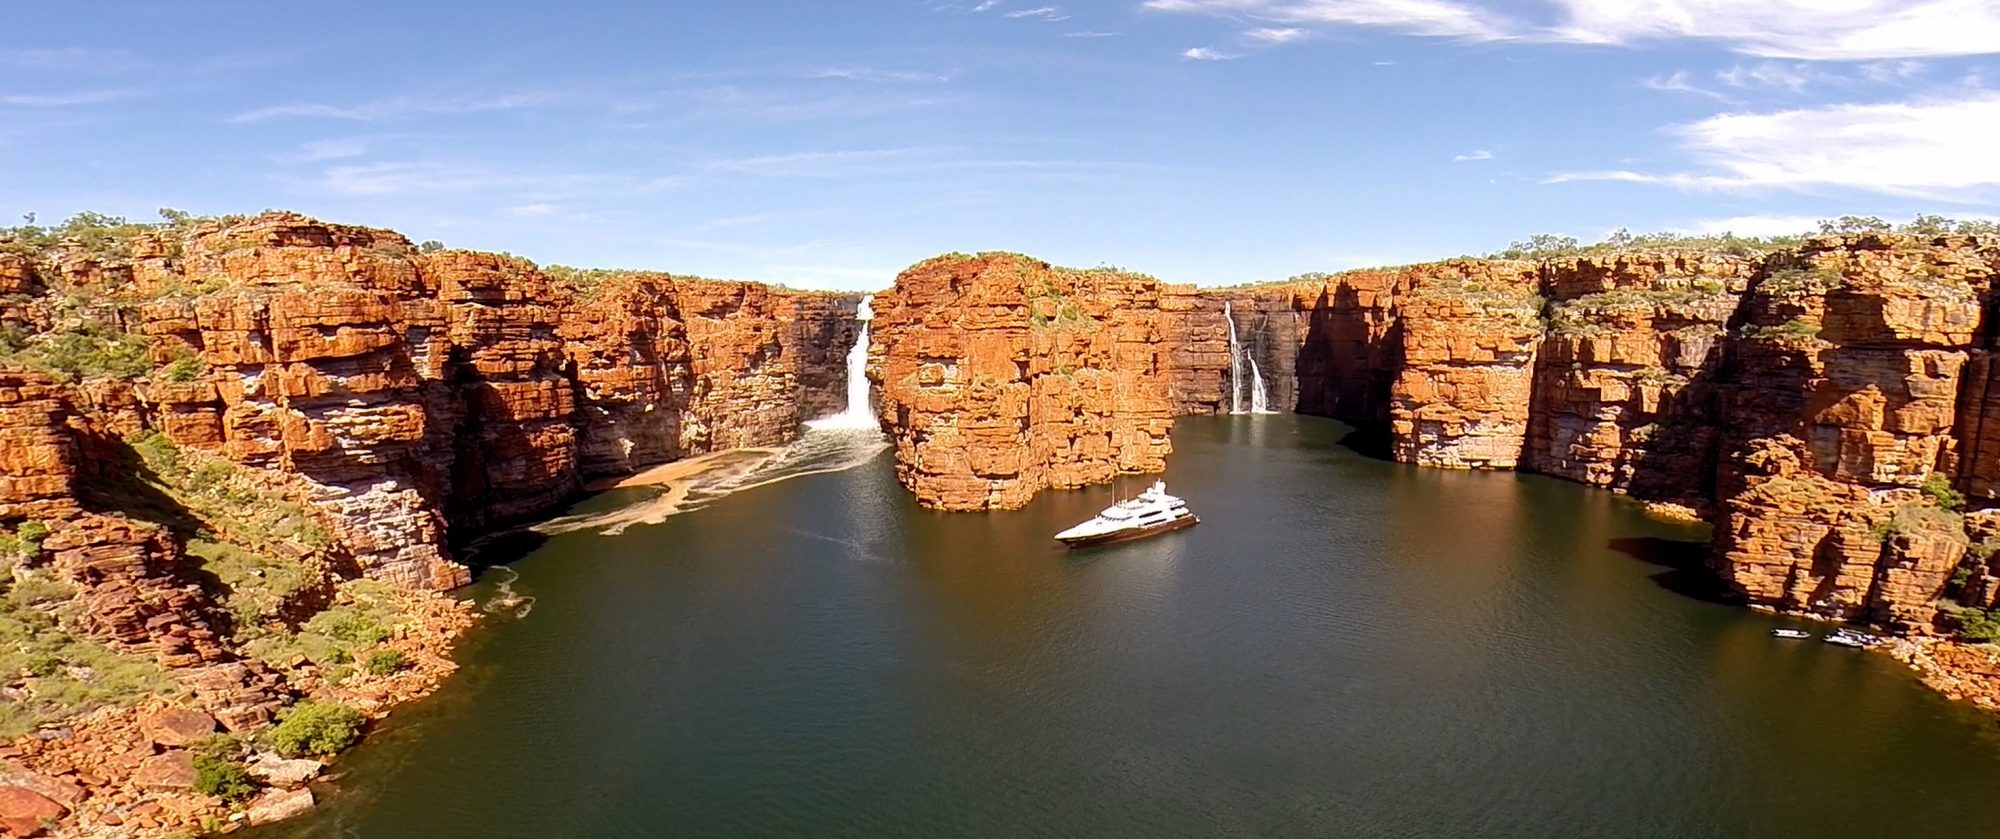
[1771,628,1811,639]
[1824,629,1869,648]
[1055,481,1198,548]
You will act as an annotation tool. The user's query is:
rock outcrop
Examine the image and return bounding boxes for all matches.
[1386,260,1543,468]
[870,254,1174,510]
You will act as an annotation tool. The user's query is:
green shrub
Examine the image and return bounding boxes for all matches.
[1741,318,1821,344]
[0,520,49,562]
[160,354,206,383]
[1922,473,1966,512]
[308,607,389,646]
[269,701,366,757]
[1758,267,1843,298]
[191,737,258,801]
[363,649,409,676]
[24,654,60,678]
[1945,606,2000,643]
[5,322,153,382]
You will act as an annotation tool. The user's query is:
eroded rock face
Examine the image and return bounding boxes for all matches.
[1710,235,1995,627]
[0,369,79,521]
[0,212,868,835]
[28,213,862,590]
[1527,252,1754,502]
[1387,260,1543,469]
[871,254,1175,510]
[1272,236,2000,631]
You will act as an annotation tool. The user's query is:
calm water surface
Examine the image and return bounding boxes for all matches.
[258,415,2000,838]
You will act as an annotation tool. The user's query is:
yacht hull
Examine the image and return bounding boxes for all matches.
[1057,515,1199,548]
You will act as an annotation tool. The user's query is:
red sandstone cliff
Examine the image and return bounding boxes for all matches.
[869,253,1175,510]
[1276,236,2000,636]
[0,212,862,836]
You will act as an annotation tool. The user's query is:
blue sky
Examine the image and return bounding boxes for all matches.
[4,1,1998,289]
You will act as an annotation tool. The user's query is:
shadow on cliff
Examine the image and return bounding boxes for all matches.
[72,433,206,539]
[1293,282,1400,462]
[1607,536,1741,605]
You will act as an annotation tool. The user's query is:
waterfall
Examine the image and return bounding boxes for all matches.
[1225,302,1243,414]
[1248,356,1270,414]
[806,296,879,431]
[1224,301,1274,415]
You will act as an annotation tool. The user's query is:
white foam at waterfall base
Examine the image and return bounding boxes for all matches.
[806,295,880,431]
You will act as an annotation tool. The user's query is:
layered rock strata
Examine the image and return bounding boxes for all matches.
[0,212,863,837]
[1275,236,2000,635]
[1163,290,1300,416]
[869,254,1175,510]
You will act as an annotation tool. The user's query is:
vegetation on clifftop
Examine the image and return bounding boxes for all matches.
[1491,215,2000,261]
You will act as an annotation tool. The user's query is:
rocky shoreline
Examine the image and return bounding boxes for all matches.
[0,587,473,837]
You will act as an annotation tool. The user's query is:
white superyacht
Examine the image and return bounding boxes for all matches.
[1054,481,1199,547]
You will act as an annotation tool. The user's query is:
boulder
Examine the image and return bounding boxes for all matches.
[245,753,323,789]
[245,786,315,825]
[0,786,66,837]
[143,708,218,747]
[130,750,196,791]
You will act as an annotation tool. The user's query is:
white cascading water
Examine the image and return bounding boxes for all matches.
[1248,355,1271,414]
[1224,301,1274,415]
[1225,301,1243,414]
[806,295,879,431]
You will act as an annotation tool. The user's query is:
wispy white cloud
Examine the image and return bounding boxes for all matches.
[1452,149,1493,162]
[1547,89,2000,200]
[1144,0,2000,60]
[808,68,951,83]
[1144,0,1516,42]
[1546,0,2000,60]
[1065,30,1122,37]
[973,0,1000,10]
[0,48,147,74]
[1641,71,1737,103]
[227,91,575,124]
[1244,26,1310,43]
[1715,61,1826,93]
[690,148,1193,184]
[1005,6,1072,20]
[699,148,937,177]
[1182,47,1240,60]
[310,161,617,197]
[0,89,141,107]
[277,138,371,163]
[508,203,560,218]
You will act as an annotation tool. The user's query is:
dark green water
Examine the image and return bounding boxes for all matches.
[259,415,2000,838]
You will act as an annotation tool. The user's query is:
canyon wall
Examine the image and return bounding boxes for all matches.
[0,213,861,836]
[1280,236,2000,634]
[83,215,858,588]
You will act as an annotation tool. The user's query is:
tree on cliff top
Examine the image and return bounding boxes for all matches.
[1489,214,1998,262]
[0,208,215,259]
